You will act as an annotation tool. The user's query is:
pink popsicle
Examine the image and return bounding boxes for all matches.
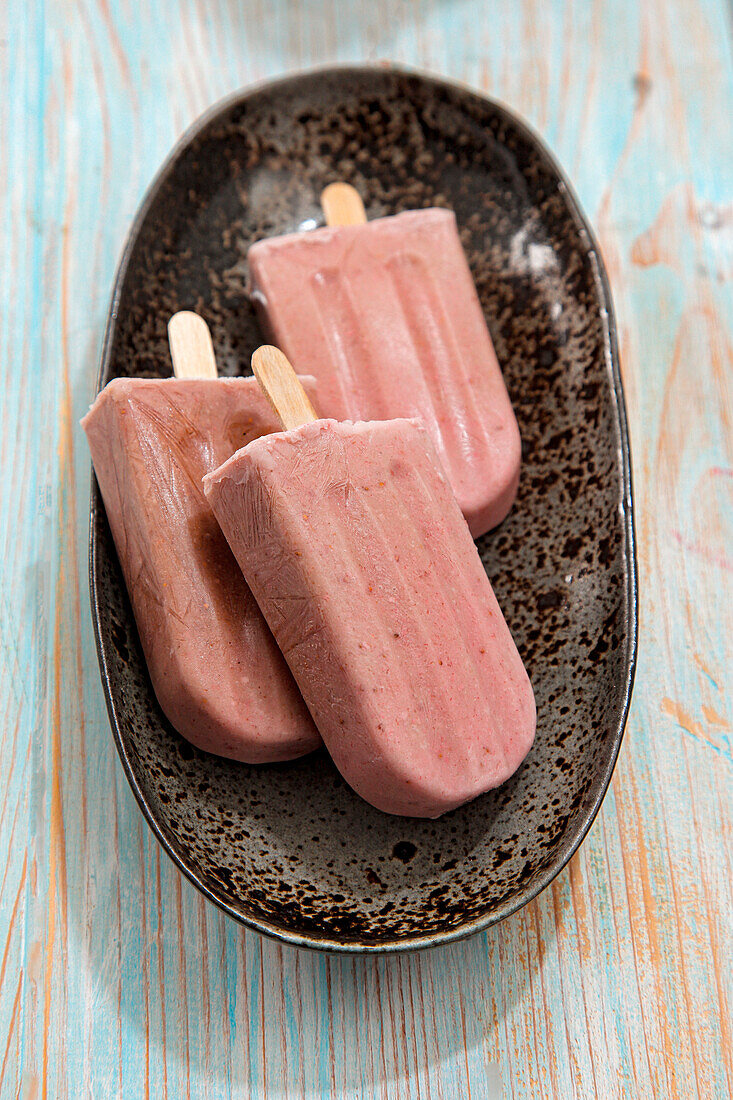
[83,374,320,762]
[248,202,521,537]
[203,351,535,817]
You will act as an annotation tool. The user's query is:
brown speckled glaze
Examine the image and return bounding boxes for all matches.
[90,66,637,952]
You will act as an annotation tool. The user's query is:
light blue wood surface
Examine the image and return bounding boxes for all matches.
[1,1,731,1097]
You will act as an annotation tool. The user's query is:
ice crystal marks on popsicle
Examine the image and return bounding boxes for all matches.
[205,367,536,819]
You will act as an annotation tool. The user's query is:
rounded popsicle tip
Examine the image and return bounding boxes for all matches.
[456,416,523,537]
[151,659,321,764]
[329,680,536,819]
[332,736,538,820]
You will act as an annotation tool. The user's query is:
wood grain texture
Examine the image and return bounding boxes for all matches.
[168,312,220,380]
[1,0,731,1097]
[251,346,319,430]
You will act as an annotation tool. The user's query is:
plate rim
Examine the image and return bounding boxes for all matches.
[88,61,638,954]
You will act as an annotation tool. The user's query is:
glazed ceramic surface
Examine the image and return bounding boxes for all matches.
[90,66,636,952]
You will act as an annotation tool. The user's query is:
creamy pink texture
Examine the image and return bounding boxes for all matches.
[204,418,535,817]
[82,377,320,762]
[248,209,522,537]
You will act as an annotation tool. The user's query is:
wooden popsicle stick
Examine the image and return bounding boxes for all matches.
[168,311,219,379]
[321,182,367,227]
[251,346,318,431]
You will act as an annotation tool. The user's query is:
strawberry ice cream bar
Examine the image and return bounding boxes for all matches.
[248,208,521,537]
[82,377,320,762]
[204,416,535,817]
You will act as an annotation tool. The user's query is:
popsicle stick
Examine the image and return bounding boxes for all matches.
[251,346,318,431]
[168,311,219,380]
[321,182,367,227]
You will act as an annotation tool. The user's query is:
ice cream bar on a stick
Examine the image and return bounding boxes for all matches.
[82,313,320,762]
[204,347,536,818]
[248,184,522,537]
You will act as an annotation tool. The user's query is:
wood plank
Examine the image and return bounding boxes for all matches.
[1,0,730,1097]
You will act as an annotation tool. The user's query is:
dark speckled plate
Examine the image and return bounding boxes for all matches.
[90,65,637,952]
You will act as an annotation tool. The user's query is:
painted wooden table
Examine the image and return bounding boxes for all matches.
[2,1,731,1097]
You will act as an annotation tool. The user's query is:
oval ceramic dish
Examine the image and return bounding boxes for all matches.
[89,65,637,953]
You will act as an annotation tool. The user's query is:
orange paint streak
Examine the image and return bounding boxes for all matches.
[567,861,601,1098]
[616,748,710,1099]
[550,880,583,1097]
[76,0,113,190]
[571,0,603,180]
[653,0,694,167]
[400,957,424,1097]
[521,912,543,1094]
[589,13,650,428]
[174,874,191,1100]
[0,851,27,998]
[519,0,549,132]
[393,956,409,1094]
[43,555,71,1100]
[599,812,653,1094]
[699,298,733,450]
[197,897,211,1082]
[678,742,733,1099]
[693,652,719,687]
[654,306,706,493]
[41,785,58,1100]
[611,827,660,1095]
[661,697,725,754]
[0,969,23,1094]
[372,960,391,1096]
[138,826,151,1100]
[701,704,729,728]
[178,12,204,122]
[236,929,251,1086]
[0,675,26,845]
[499,47,511,107]
[637,201,731,541]
[110,770,123,1097]
[557,0,574,145]
[382,958,401,1088]
[97,0,136,97]
[681,571,733,1061]
[24,1074,40,1100]
[673,298,733,1097]
[154,848,169,1099]
[595,12,650,236]
[662,756,713,1100]
[40,51,82,1095]
[630,184,696,271]
[293,952,305,1098]
[535,900,562,1097]
[631,184,732,283]
[59,47,88,850]
[479,56,492,95]
[568,859,591,961]
[275,944,288,1094]
[455,961,473,1099]
[415,952,444,1100]
[0,737,32,901]
[324,955,336,1099]
[259,943,267,1098]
